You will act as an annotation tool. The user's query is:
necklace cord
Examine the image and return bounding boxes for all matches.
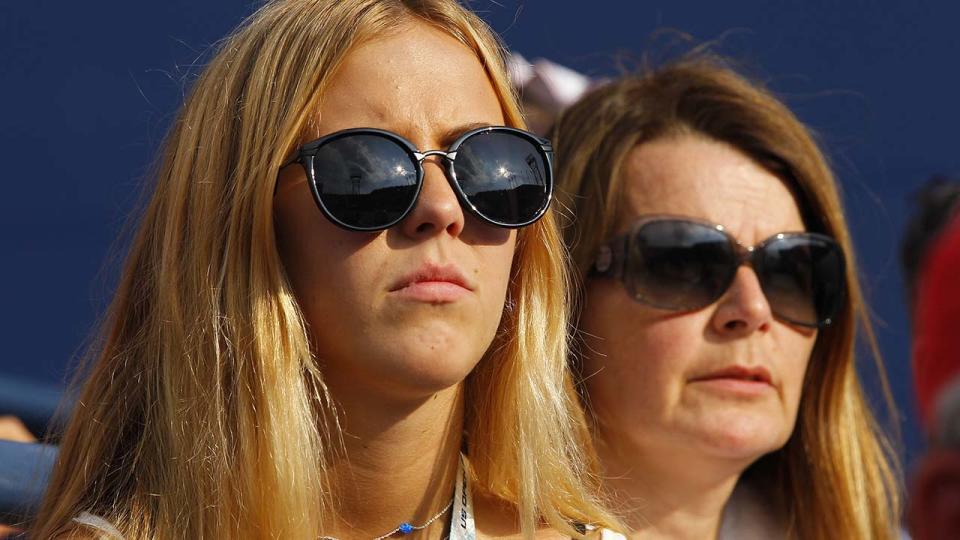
[318,493,455,540]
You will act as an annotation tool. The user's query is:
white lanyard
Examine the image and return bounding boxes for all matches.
[449,453,476,540]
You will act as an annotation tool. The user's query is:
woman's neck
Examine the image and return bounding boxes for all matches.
[324,383,465,540]
[595,431,746,540]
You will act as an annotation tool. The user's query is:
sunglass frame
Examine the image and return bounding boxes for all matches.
[282,126,554,232]
[593,216,846,328]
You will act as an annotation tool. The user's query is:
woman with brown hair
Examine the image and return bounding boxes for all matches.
[553,58,902,539]
[31,1,618,538]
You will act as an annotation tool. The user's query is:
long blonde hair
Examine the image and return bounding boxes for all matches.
[34,1,617,537]
[553,57,901,539]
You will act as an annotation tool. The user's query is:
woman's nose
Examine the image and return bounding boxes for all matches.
[711,266,774,336]
[397,158,465,239]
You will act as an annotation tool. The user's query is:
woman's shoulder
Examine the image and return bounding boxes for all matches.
[472,489,622,540]
[53,529,103,540]
[579,526,627,540]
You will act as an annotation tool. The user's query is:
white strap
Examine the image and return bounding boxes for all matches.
[450,453,476,540]
[72,511,125,539]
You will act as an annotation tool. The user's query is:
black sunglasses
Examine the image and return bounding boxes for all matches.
[592,217,846,328]
[280,126,553,231]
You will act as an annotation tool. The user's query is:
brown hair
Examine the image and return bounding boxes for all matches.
[553,56,901,539]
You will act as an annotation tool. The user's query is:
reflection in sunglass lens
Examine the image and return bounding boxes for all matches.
[454,131,550,226]
[758,235,844,326]
[310,134,418,229]
[627,221,738,310]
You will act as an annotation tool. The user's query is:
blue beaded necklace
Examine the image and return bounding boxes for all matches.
[318,498,452,540]
[319,454,475,540]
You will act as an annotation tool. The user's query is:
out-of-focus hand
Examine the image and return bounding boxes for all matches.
[0,524,23,538]
[0,415,36,443]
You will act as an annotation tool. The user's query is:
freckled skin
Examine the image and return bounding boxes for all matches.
[273,23,515,401]
[583,135,817,468]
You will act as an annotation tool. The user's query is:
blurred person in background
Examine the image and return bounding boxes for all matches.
[0,417,34,444]
[0,414,37,536]
[901,177,960,540]
[0,416,34,537]
[901,177,960,314]
[29,0,619,538]
[553,56,902,539]
[507,53,595,137]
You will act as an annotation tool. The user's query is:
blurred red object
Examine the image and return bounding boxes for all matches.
[909,449,960,540]
[913,214,960,436]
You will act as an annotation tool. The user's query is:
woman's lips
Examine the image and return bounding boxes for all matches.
[689,365,774,397]
[392,281,471,303]
[389,263,473,303]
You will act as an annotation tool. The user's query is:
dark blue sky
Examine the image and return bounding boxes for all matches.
[3,1,957,460]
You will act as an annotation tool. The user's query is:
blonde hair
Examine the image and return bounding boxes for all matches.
[553,57,901,539]
[33,1,617,537]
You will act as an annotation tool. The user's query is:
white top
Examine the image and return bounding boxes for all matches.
[72,511,125,538]
[73,454,476,540]
[596,528,627,540]
[593,479,785,540]
[718,481,786,540]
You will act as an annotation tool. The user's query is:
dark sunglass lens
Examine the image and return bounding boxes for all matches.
[628,220,737,310]
[310,134,418,229]
[453,131,550,226]
[758,235,845,326]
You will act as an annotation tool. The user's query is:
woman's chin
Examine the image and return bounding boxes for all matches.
[315,320,495,400]
[683,412,793,463]
[345,343,483,400]
[375,323,495,396]
[388,354,478,396]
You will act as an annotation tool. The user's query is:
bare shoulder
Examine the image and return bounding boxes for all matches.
[54,531,122,540]
[529,525,625,539]
[473,489,520,538]
[530,527,576,540]
[472,489,587,540]
[50,526,103,539]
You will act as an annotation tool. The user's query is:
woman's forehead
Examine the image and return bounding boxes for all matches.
[309,21,505,147]
[617,135,806,242]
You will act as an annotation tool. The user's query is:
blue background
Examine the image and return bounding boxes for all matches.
[3,1,958,465]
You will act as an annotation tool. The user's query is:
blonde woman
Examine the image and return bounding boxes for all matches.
[32,1,618,538]
[554,58,901,539]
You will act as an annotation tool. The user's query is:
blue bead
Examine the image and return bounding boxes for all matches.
[399,523,414,534]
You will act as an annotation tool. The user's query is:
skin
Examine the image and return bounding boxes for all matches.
[581,134,817,539]
[0,416,35,443]
[275,27,514,406]
[274,21,536,539]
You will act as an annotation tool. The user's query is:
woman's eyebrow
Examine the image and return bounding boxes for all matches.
[438,121,493,146]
